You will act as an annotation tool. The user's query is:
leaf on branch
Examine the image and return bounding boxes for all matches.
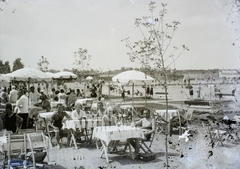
[166,23,172,27]
[135,18,141,26]
[150,1,156,5]
[166,35,172,39]
[172,20,180,25]
[161,3,167,7]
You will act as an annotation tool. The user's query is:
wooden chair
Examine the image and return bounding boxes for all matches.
[207,122,226,148]
[139,132,155,153]
[46,122,77,149]
[26,132,50,168]
[7,133,27,159]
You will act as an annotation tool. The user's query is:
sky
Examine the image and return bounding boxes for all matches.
[0,0,239,72]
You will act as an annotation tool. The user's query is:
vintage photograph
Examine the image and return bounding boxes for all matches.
[0,0,240,168]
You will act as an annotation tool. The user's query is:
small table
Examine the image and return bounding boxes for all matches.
[75,98,93,105]
[50,101,66,110]
[64,118,103,130]
[92,126,144,163]
[64,118,103,142]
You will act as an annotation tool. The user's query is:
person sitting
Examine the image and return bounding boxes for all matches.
[1,87,9,103]
[58,89,67,105]
[169,115,187,134]
[102,106,114,126]
[16,88,28,129]
[71,103,86,141]
[3,103,23,133]
[48,103,72,148]
[71,103,86,120]
[67,89,77,110]
[134,109,156,140]
[94,102,105,117]
[130,109,156,154]
[9,86,18,104]
[40,95,51,112]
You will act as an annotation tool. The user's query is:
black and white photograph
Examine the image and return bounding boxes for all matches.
[0,0,240,168]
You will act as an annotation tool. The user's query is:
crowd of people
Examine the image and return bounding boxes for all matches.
[0,81,157,151]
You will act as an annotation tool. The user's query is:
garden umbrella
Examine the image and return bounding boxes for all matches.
[53,71,77,80]
[0,74,10,87]
[0,74,10,83]
[112,70,154,85]
[5,67,52,81]
[86,76,93,80]
[44,72,55,78]
[112,70,155,105]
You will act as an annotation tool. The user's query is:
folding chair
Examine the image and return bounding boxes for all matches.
[3,133,28,168]
[46,122,77,149]
[26,133,50,168]
[207,122,226,148]
[6,133,27,159]
[139,132,155,153]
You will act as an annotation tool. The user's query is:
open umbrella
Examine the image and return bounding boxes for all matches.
[0,74,10,87]
[53,71,77,80]
[112,70,154,85]
[112,70,155,105]
[86,76,93,80]
[5,67,52,81]
[0,74,10,83]
[44,72,55,78]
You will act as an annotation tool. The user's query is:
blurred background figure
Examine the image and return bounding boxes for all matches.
[9,86,18,104]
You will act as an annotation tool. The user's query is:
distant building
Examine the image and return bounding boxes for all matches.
[219,69,240,79]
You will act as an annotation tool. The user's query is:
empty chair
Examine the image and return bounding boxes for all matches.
[206,121,226,148]
[26,132,50,168]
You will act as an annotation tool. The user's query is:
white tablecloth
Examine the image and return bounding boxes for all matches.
[75,98,93,105]
[156,109,179,122]
[50,101,66,108]
[39,112,55,121]
[64,118,103,130]
[92,126,144,145]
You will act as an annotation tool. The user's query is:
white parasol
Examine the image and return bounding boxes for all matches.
[112,70,154,85]
[53,71,77,80]
[86,76,93,80]
[112,70,155,105]
[5,67,52,81]
[0,74,10,83]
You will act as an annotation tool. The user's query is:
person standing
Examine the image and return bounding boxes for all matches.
[16,89,29,129]
[121,86,125,102]
[150,85,154,99]
[189,88,194,100]
[49,88,56,101]
[58,89,67,105]
[9,86,18,104]
[29,86,40,107]
[146,85,150,98]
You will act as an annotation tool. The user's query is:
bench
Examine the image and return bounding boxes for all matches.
[215,93,235,99]
[155,92,168,95]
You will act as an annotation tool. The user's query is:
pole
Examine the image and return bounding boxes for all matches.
[108,69,110,97]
